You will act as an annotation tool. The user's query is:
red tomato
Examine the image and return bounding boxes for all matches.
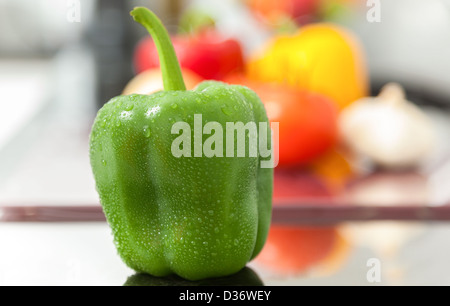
[224,75,339,166]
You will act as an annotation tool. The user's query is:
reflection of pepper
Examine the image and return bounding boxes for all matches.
[247,23,369,110]
[89,7,273,281]
[124,267,264,286]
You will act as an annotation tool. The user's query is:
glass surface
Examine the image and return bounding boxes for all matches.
[1,221,450,285]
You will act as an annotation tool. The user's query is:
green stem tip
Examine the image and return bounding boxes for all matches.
[131,7,186,92]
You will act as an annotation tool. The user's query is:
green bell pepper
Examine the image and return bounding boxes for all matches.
[89,7,273,281]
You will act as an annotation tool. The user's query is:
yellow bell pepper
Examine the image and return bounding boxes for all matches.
[247,23,369,110]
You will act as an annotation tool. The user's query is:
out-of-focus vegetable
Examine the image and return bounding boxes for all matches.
[255,225,349,276]
[246,0,319,26]
[133,29,245,81]
[177,8,217,35]
[225,74,339,166]
[122,68,203,95]
[339,83,436,169]
[318,0,362,22]
[247,23,369,110]
[308,148,355,195]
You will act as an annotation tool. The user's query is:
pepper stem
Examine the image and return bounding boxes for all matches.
[131,7,186,91]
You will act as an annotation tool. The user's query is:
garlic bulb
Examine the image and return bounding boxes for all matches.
[339,83,435,169]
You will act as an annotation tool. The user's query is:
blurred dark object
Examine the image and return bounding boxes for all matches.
[87,0,136,109]
[88,0,187,109]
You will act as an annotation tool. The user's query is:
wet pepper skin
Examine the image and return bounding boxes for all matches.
[89,8,273,281]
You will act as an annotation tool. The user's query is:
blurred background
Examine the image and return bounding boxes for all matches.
[1,0,450,285]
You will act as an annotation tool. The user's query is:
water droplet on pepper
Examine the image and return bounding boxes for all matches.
[143,126,151,138]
